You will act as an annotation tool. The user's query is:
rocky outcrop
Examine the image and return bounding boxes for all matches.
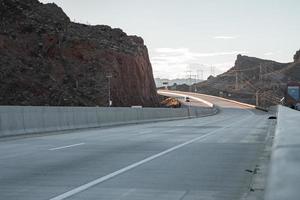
[294,50,300,62]
[0,0,159,107]
[191,51,300,107]
[160,97,181,108]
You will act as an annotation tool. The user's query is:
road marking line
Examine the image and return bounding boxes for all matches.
[163,129,179,133]
[139,130,152,134]
[48,113,253,200]
[49,143,85,151]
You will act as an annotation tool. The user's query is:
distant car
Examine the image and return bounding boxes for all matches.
[185,97,190,102]
[295,103,300,111]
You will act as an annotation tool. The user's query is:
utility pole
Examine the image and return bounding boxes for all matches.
[106,73,112,107]
[240,72,243,89]
[210,66,215,76]
[191,74,197,92]
[197,70,204,81]
[235,71,239,90]
[259,64,262,81]
[186,70,192,92]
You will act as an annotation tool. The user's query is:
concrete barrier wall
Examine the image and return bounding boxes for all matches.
[0,106,217,137]
[265,106,300,200]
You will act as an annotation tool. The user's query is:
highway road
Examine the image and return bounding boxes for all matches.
[0,91,272,200]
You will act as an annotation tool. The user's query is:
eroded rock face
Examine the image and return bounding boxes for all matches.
[0,0,159,106]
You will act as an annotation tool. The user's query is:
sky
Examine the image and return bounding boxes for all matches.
[40,0,300,79]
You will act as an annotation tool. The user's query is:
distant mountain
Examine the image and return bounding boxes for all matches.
[179,51,300,107]
[155,78,203,88]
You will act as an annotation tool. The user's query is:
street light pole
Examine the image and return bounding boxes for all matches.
[256,89,262,107]
[106,73,112,107]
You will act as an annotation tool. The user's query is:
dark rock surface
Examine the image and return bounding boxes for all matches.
[294,50,300,62]
[0,0,159,107]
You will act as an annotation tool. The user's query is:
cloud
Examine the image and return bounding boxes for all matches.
[155,48,189,54]
[191,51,245,57]
[264,52,274,56]
[213,35,239,40]
[152,48,246,64]
[150,48,246,79]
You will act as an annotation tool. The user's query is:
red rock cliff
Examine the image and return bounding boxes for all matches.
[0,0,159,107]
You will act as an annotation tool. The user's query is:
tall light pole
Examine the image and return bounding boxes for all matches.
[106,73,112,107]
[197,70,204,81]
[256,90,259,107]
[256,89,262,107]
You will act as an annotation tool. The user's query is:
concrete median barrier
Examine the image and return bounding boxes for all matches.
[0,106,217,138]
[265,105,300,200]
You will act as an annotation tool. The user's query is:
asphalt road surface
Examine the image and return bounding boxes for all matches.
[0,91,271,200]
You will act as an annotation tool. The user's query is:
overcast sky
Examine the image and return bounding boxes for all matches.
[40,0,300,79]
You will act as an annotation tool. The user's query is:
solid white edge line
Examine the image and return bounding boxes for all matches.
[163,129,180,133]
[158,90,255,116]
[159,90,256,109]
[49,143,85,151]
[158,91,214,107]
[48,113,253,200]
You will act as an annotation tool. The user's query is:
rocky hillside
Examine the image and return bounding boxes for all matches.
[191,51,300,107]
[0,0,159,107]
